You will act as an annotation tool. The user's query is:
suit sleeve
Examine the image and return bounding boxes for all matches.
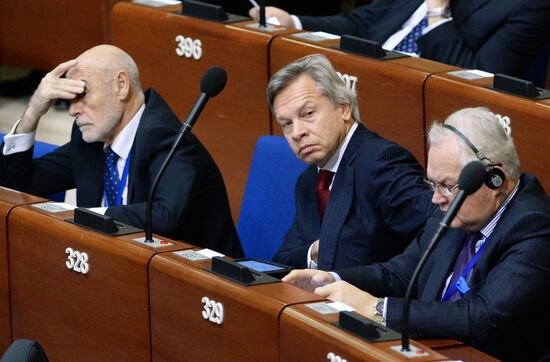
[272,174,313,268]
[419,1,550,76]
[298,4,376,36]
[337,230,425,297]
[368,141,436,239]
[0,139,76,197]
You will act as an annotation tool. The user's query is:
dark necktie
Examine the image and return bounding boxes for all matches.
[316,169,335,220]
[448,232,481,302]
[104,148,120,207]
[394,17,428,54]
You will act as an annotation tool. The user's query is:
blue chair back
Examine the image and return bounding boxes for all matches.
[0,133,65,202]
[237,135,308,260]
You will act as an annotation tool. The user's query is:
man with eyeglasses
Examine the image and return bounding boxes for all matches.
[283,107,550,361]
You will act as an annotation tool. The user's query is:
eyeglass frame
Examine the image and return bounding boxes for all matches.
[423,177,459,198]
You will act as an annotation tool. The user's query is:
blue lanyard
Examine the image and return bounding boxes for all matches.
[441,236,488,302]
[104,153,131,207]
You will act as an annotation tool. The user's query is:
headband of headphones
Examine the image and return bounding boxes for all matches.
[442,124,489,162]
[442,124,505,189]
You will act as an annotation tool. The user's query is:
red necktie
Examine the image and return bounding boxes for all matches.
[316,169,335,220]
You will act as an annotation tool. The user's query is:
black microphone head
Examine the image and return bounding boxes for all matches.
[458,160,487,195]
[200,66,227,97]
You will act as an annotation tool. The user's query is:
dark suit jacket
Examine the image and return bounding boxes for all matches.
[339,173,550,361]
[299,0,550,77]
[274,124,435,270]
[0,89,243,257]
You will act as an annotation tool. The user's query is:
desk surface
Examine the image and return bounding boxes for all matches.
[8,204,191,361]
[280,303,449,362]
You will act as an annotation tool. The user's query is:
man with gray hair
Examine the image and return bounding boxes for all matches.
[269,54,434,270]
[283,107,550,361]
[0,45,243,257]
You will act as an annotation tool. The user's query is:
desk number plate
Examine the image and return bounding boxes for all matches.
[65,247,89,275]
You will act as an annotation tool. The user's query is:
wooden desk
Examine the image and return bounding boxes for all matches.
[149,252,324,361]
[279,304,448,362]
[424,72,550,192]
[111,2,298,220]
[8,204,192,361]
[269,34,457,166]
[0,188,45,353]
[0,0,126,70]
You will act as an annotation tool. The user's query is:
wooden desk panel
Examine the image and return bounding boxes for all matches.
[424,73,550,192]
[149,252,323,361]
[0,188,45,353]
[112,3,297,221]
[0,0,126,70]
[8,205,191,362]
[269,35,457,166]
[280,304,447,362]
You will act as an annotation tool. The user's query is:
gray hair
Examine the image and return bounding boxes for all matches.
[427,107,521,182]
[267,54,361,123]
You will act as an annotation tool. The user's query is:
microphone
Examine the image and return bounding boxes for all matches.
[144,66,228,242]
[401,160,487,351]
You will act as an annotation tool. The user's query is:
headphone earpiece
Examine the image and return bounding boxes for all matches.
[485,165,505,189]
[441,124,507,190]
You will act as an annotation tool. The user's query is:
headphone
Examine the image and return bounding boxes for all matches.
[442,124,505,190]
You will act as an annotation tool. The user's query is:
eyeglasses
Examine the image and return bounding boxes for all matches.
[423,178,459,198]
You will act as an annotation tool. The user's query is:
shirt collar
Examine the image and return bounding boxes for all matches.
[104,104,145,159]
[479,180,520,238]
[318,122,358,173]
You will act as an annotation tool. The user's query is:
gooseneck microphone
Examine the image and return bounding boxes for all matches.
[259,0,266,27]
[401,160,487,351]
[144,66,228,243]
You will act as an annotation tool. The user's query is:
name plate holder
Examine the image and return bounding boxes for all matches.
[337,35,407,60]
[180,0,248,23]
[67,207,142,236]
[205,256,280,286]
[485,73,550,100]
[333,311,400,343]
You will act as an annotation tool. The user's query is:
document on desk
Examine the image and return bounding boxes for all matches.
[133,0,180,7]
[32,202,77,213]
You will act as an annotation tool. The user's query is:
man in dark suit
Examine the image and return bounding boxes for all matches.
[268,54,434,270]
[250,0,550,77]
[0,45,243,258]
[283,107,550,361]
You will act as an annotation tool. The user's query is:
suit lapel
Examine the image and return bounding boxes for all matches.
[318,166,355,270]
[451,0,490,26]
[317,126,366,270]
[420,228,466,300]
[77,145,105,207]
[302,166,322,234]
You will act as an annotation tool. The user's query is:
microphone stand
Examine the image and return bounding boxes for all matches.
[144,93,208,243]
[401,220,449,350]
